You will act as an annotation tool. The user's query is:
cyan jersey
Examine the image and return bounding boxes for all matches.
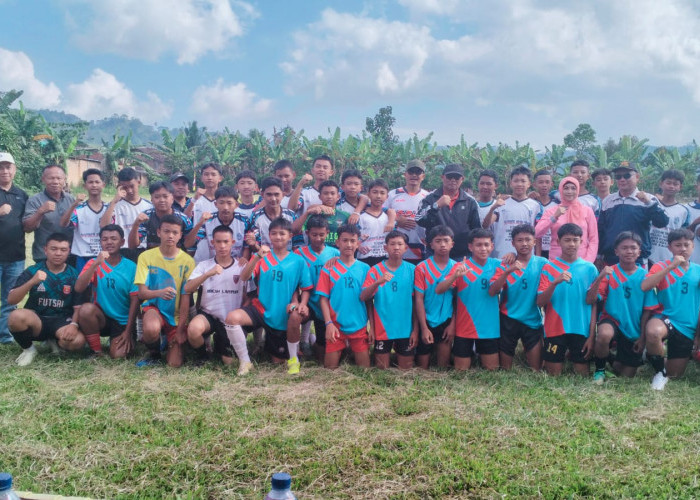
[317,259,370,333]
[362,260,415,340]
[599,264,658,340]
[251,250,312,331]
[448,257,501,339]
[490,256,547,329]
[648,260,700,339]
[537,257,598,337]
[414,257,456,327]
[295,244,340,317]
[80,257,138,325]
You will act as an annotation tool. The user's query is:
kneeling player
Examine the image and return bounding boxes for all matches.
[641,229,700,390]
[185,225,254,374]
[75,225,139,359]
[8,233,86,365]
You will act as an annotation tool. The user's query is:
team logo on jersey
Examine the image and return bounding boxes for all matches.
[233,275,240,284]
[63,285,72,295]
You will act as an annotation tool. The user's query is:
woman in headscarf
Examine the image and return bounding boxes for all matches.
[535,176,598,262]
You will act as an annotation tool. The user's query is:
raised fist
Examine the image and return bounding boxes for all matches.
[0,204,11,216]
[136,212,150,224]
[34,270,47,283]
[76,193,87,203]
[437,195,452,209]
[40,201,56,214]
[200,212,213,223]
[96,251,110,263]
[210,264,224,276]
[257,245,271,258]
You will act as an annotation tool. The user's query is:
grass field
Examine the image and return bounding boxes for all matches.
[1,344,700,499]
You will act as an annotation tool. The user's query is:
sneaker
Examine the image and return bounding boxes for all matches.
[287,357,300,375]
[651,371,669,391]
[136,353,162,368]
[593,370,605,385]
[237,361,254,376]
[16,345,38,366]
[300,341,312,359]
[43,340,60,355]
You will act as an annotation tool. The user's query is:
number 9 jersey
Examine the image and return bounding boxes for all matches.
[447,257,501,339]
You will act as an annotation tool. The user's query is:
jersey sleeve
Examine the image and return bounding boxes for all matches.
[70,208,79,228]
[489,264,506,285]
[78,259,98,286]
[12,268,34,291]
[134,254,149,286]
[414,266,427,293]
[646,261,667,278]
[137,221,147,243]
[189,261,208,281]
[362,267,379,290]
[299,261,313,291]
[597,275,610,301]
[316,268,331,298]
[445,265,464,290]
[252,258,263,281]
[181,259,194,294]
[537,271,553,295]
[182,214,193,235]
[643,288,659,310]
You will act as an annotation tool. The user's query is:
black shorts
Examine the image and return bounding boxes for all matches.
[100,315,128,339]
[598,319,643,368]
[453,337,499,357]
[499,314,543,356]
[374,337,414,356]
[543,334,588,364]
[662,318,694,360]
[416,320,451,356]
[239,305,289,359]
[38,316,72,341]
[198,311,233,358]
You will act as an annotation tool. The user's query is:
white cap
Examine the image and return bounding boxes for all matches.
[0,152,15,164]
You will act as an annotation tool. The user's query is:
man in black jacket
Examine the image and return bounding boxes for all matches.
[417,164,481,261]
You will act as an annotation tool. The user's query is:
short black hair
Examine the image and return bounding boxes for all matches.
[367,179,389,192]
[117,167,140,182]
[385,230,408,244]
[614,231,642,249]
[570,160,590,169]
[306,214,330,231]
[212,225,233,238]
[341,169,363,184]
[149,181,174,195]
[591,168,611,180]
[42,164,64,175]
[269,217,292,233]
[215,185,239,200]
[478,169,498,183]
[468,228,494,243]
[235,169,257,184]
[668,228,694,244]
[511,224,535,239]
[200,162,222,175]
[533,169,552,180]
[312,155,334,169]
[427,225,454,244]
[260,177,283,192]
[319,180,340,193]
[82,168,104,182]
[660,169,685,184]
[337,223,360,238]
[45,232,71,245]
[274,159,294,172]
[557,223,583,239]
[100,224,125,239]
[510,166,531,180]
[159,214,184,231]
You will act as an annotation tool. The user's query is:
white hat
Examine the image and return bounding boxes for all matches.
[0,152,15,164]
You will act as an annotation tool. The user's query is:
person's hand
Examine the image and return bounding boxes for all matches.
[244,232,257,247]
[671,255,686,269]
[298,173,313,187]
[452,263,467,278]
[581,337,594,359]
[96,251,109,264]
[444,322,455,342]
[208,264,223,277]
[554,205,567,218]
[40,201,56,214]
[75,193,87,203]
[257,245,271,258]
[636,191,650,204]
[112,328,134,355]
[194,187,206,200]
[501,253,516,266]
[633,337,645,354]
[494,194,507,208]
[528,191,541,202]
[348,212,360,225]
[554,271,572,284]
[379,272,394,284]
[159,287,177,300]
[358,246,370,255]
[59,323,79,342]
[421,328,434,345]
[594,257,606,271]
[324,257,339,269]
[113,186,126,203]
[383,222,395,232]
[507,260,522,273]
[367,325,375,345]
[0,204,11,216]
[408,329,418,350]
[33,270,47,283]
[326,322,340,344]
[437,194,452,208]
[136,212,150,224]
[237,257,248,267]
[297,304,309,317]
[396,216,417,230]
[199,212,213,224]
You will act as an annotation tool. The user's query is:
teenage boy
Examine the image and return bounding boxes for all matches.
[476,169,499,225]
[360,231,417,370]
[358,179,396,268]
[385,160,430,262]
[586,232,657,383]
[338,169,368,223]
[61,168,108,272]
[592,168,613,202]
[234,170,261,218]
[100,167,152,258]
[295,216,340,362]
[129,181,193,250]
[227,218,312,374]
[641,229,700,390]
[7,233,86,366]
[414,225,456,370]
[289,155,334,214]
[489,224,547,371]
[245,177,299,257]
[436,228,501,371]
[482,166,541,258]
[536,223,598,376]
[134,215,195,368]
[531,169,556,258]
[649,169,691,265]
[185,225,254,373]
[292,180,348,246]
[170,172,193,215]
[317,224,372,369]
[192,186,248,262]
[688,174,700,264]
[74,225,139,359]
[274,159,296,209]
[191,163,224,224]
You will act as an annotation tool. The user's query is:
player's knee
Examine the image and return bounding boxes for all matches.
[226,310,243,325]
[596,326,614,345]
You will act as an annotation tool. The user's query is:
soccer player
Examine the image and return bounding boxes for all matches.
[170,172,193,215]
[414,225,456,370]
[191,163,224,224]
[129,181,192,250]
[61,168,108,272]
[74,225,139,359]
[482,166,541,258]
[292,180,348,246]
[192,186,248,262]
[537,223,598,376]
[586,232,657,383]
[288,155,334,214]
[245,177,299,257]
[531,169,556,258]
[641,229,700,390]
[338,169,368,223]
[436,228,501,371]
[360,231,417,370]
[317,224,371,369]
[592,168,613,202]
[227,218,312,374]
[234,170,261,218]
[649,169,691,265]
[134,214,195,368]
[273,159,296,209]
[476,169,499,225]
[489,224,547,371]
[7,233,86,366]
[358,179,396,268]
[185,225,254,373]
[688,174,700,264]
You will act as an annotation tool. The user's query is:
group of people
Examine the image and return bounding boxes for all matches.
[0,151,699,391]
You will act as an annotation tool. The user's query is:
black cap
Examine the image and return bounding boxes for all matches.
[169,172,190,183]
[405,159,426,173]
[612,161,639,173]
[443,163,464,177]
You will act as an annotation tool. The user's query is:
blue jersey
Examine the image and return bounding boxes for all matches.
[317,259,370,333]
[295,244,340,317]
[648,260,700,339]
[80,257,138,325]
[537,257,598,337]
[362,260,415,340]
[448,258,501,339]
[251,250,313,331]
[490,256,547,329]
[598,264,658,341]
[414,257,456,327]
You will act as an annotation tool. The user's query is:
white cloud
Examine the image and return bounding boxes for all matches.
[62,69,172,122]
[189,79,272,129]
[64,0,258,64]
[397,0,462,16]
[0,48,61,108]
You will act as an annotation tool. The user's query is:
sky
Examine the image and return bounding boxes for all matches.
[2,0,700,150]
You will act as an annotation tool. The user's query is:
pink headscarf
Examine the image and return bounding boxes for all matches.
[558,176,583,223]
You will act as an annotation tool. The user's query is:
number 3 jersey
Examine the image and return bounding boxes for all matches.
[316,259,370,333]
[80,257,138,325]
[447,257,501,339]
[647,260,700,339]
[362,260,416,340]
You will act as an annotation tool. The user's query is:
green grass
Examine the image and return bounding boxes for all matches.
[1,345,700,499]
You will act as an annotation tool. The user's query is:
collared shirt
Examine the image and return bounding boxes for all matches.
[0,183,29,262]
[23,189,75,261]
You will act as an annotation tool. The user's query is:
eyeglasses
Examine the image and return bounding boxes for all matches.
[445,174,463,181]
[615,173,633,180]
[406,168,423,175]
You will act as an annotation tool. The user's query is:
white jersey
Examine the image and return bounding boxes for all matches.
[477,199,496,225]
[246,208,298,251]
[190,258,252,323]
[193,211,249,263]
[537,199,558,252]
[686,201,700,264]
[578,193,601,218]
[491,197,541,258]
[298,186,322,215]
[649,202,691,264]
[337,192,359,215]
[70,202,108,257]
[111,198,152,248]
[359,210,390,259]
[192,196,217,225]
[384,187,429,260]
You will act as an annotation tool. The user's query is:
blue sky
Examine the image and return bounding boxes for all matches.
[2,0,700,149]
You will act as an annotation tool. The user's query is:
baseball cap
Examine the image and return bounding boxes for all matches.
[443,163,464,177]
[0,152,15,164]
[612,161,639,173]
[405,159,426,173]
[169,172,190,183]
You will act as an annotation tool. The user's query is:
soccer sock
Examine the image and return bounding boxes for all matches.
[594,357,607,372]
[287,341,299,360]
[85,333,102,353]
[11,328,33,350]
[225,324,250,364]
[648,354,666,375]
[301,322,311,343]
